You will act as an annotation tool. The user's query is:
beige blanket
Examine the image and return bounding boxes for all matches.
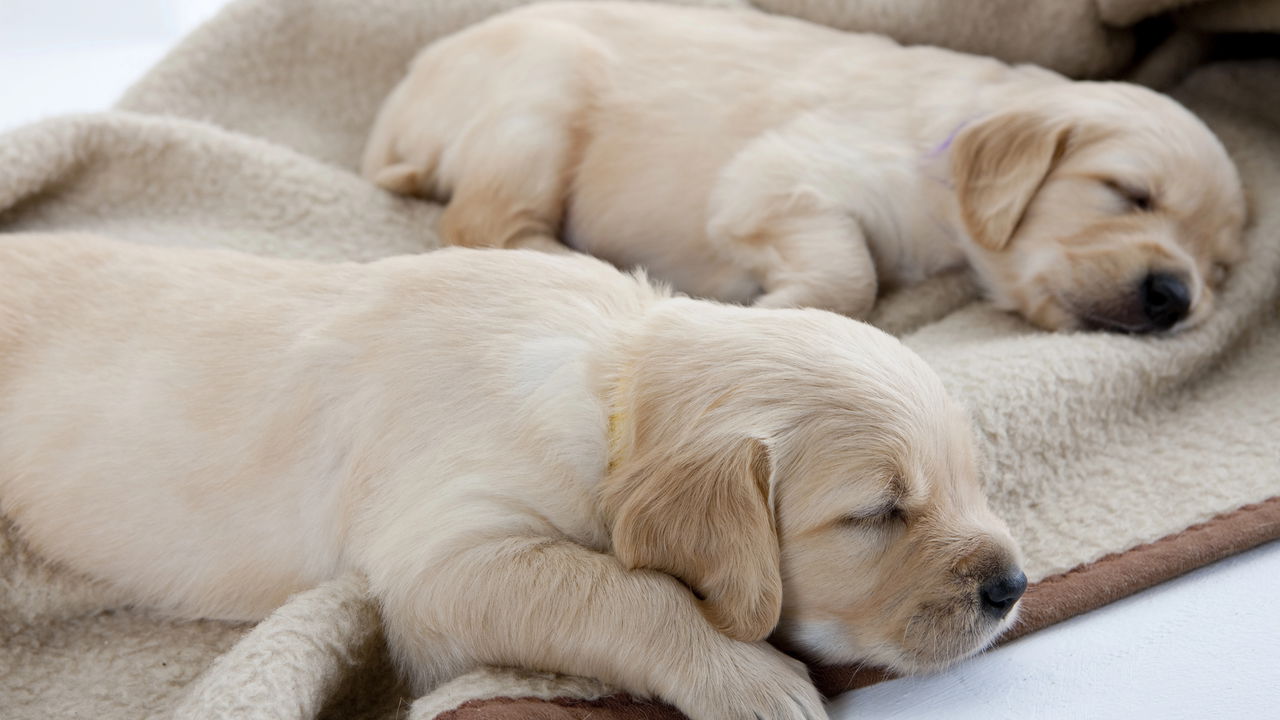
[2,1,1278,718]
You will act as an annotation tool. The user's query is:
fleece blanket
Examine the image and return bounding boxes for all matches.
[1,0,1278,718]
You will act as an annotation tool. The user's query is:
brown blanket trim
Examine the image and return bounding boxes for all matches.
[437,496,1280,719]
[439,695,684,719]
[1002,495,1280,642]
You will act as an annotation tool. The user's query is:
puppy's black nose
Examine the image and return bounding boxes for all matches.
[979,569,1027,620]
[1140,273,1190,331]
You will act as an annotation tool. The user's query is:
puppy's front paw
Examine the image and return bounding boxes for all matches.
[675,642,826,720]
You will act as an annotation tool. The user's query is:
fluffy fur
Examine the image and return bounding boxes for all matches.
[0,235,1023,720]
[363,1,1246,332]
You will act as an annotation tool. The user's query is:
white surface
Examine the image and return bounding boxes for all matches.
[833,540,1280,719]
[2,3,1276,718]
[0,0,226,131]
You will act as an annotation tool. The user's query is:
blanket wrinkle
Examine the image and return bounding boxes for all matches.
[0,1,1277,719]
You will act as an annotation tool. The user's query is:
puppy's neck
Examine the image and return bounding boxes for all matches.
[925,119,974,162]
[876,123,971,287]
[604,362,634,475]
[596,320,649,478]
[921,129,964,224]
[596,302,748,480]
[918,119,1024,310]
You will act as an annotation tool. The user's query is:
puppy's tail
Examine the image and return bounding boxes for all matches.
[367,160,429,196]
[361,131,439,198]
[359,83,440,197]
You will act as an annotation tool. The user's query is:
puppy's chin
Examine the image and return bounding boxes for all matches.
[967,259,1082,331]
[994,285,1081,331]
[775,605,1021,676]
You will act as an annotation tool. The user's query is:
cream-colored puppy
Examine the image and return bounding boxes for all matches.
[0,235,1024,719]
[363,1,1246,333]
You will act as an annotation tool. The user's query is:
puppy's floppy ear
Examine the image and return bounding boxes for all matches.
[606,436,782,642]
[951,111,1075,251]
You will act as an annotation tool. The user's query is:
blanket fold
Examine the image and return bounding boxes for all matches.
[172,574,405,720]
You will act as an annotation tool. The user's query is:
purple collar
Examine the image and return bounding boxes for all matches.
[927,119,974,159]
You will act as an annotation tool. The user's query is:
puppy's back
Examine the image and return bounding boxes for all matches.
[0,235,663,621]
[0,234,348,383]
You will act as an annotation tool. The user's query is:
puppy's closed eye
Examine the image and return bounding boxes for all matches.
[839,504,907,529]
[1103,179,1155,213]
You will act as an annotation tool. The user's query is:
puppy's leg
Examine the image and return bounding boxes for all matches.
[741,211,878,318]
[707,119,883,317]
[378,536,826,720]
[435,22,610,255]
[437,94,583,255]
[368,18,610,253]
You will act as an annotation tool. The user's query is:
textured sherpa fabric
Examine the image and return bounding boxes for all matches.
[750,0,1137,77]
[172,575,407,720]
[734,0,1280,78]
[0,1,1278,719]
[1178,0,1280,32]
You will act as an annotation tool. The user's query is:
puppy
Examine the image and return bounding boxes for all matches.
[0,235,1024,719]
[363,1,1246,333]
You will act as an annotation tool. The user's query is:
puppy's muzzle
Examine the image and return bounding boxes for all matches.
[1083,271,1191,333]
[978,567,1027,620]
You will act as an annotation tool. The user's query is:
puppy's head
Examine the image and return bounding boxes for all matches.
[603,303,1023,674]
[949,82,1245,332]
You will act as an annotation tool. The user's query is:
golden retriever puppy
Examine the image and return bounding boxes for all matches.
[0,235,1025,719]
[363,1,1246,333]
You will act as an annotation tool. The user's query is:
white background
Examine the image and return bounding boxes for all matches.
[2,2,1277,717]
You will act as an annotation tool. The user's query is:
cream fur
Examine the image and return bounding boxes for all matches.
[3,1,1279,717]
[0,235,1021,720]
[363,1,1245,332]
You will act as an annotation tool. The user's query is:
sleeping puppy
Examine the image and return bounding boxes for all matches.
[0,235,1025,719]
[363,1,1247,333]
